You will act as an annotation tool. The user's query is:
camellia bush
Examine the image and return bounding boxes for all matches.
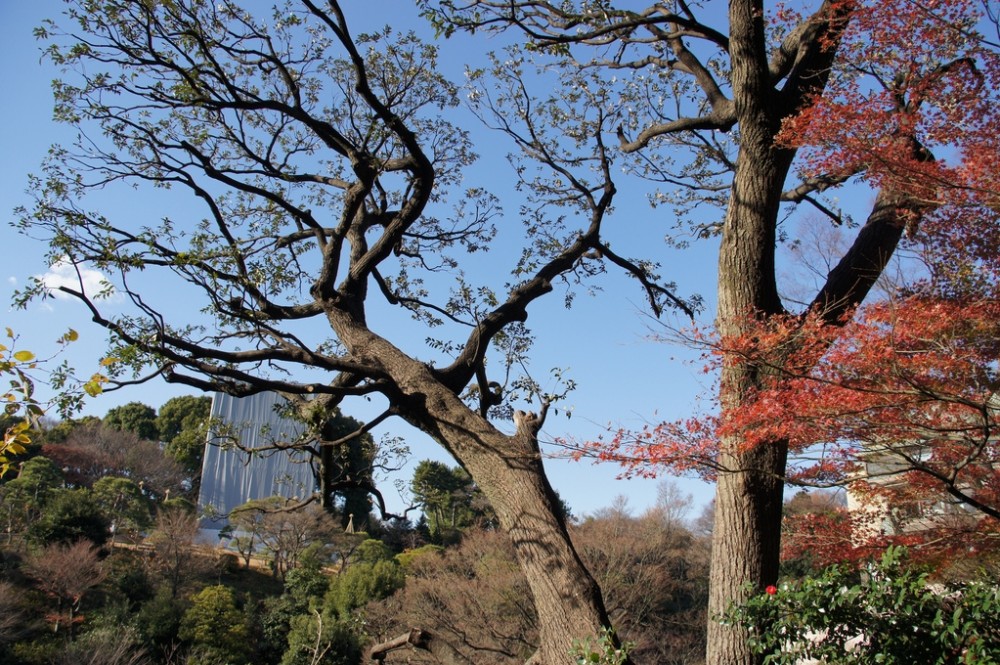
[724,547,1000,664]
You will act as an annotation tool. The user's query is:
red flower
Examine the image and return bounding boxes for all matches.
[765,585,778,595]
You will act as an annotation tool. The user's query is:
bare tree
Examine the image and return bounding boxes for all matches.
[368,529,537,664]
[17,2,696,660]
[368,511,710,665]
[231,497,337,579]
[0,581,33,646]
[573,505,710,665]
[145,506,206,598]
[43,423,186,499]
[24,539,108,639]
[51,627,150,665]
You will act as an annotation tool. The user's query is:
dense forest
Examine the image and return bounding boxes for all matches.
[0,397,713,665]
[4,395,997,664]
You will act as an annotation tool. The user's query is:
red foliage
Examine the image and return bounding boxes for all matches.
[580,0,1000,566]
[780,0,1000,207]
[41,422,185,498]
[594,288,1000,559]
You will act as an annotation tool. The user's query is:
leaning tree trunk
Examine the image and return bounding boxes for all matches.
[406,372,611,664]
[342,326,613,665]
[466,429,610,664]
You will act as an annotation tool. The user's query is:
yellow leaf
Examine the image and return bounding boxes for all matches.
[12,350,35,362]
[84,375,106,397]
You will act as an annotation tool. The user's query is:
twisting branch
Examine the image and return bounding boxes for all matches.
[596,243,696,319]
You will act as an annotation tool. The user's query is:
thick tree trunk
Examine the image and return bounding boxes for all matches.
[707,9,791,659]
[704,0,799,661]
[706,192,910,665]
[338,325,612,665]
[704,2,908,662]
[483,412,611,664]
[405,378,611,664]
[707,202,789,665]
[706,445,787,665]
[470,452,608,664]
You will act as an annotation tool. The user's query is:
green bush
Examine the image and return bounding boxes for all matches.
[284,566,330,605]
[394,543,444,571]
[136,586,188,655]
[325,559,404,618]
[179,585,250,665]
[352,538,393,563]
[724,547,1000,664]
[27,489,109,547]
[280,609,360,665]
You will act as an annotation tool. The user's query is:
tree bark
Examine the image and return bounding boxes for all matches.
[707,186,910,665]
[707,42,911,665]
[405,375,611,664]
[335,320,612,665]
[706,1,795,661]
[708,183,791,664]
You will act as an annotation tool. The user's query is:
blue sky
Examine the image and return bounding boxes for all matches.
[0,0,723,518]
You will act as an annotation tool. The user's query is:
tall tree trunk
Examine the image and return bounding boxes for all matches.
[707,3,793,659]
[707,445,787,665]
[708,185,790,664]
[708,177,911,665]
[705,1,913,662]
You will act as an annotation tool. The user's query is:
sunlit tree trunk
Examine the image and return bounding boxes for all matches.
[706,1,795,659]
[375,337,611,663]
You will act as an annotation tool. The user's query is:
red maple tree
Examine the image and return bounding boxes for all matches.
[581,0,1000,569]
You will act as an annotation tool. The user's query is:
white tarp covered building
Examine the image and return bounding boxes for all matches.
[197,392,317,529]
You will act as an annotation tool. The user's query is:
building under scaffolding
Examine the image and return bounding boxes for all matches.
[197,392,317,530]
